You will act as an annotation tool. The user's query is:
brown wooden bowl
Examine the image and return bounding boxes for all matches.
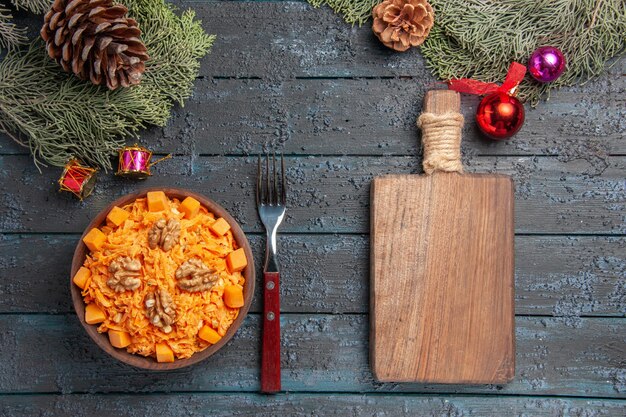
[70,188,255,370]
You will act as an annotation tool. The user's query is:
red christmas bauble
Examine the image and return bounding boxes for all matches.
[476,92,525,140]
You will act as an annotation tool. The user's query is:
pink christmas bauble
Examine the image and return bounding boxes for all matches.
[528,46,566,83]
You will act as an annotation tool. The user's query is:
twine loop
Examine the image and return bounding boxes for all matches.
[417,112,464,175]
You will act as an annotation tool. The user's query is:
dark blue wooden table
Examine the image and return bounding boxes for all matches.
[1,1,625,415]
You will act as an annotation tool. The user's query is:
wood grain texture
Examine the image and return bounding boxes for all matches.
[2,4,624,157]
[2,234,624,316]
[3,77,624,157]
[0,0,624,411]
[1,234,624,316]
[5,0,626,83]
[371,173,515,383]
[0,314,623,397]
[370,90,515,383]
[69,188,255,370]
[261,272,281,392]
[118,77,626,157]
[0,155,624,235]
[1,393,626,417]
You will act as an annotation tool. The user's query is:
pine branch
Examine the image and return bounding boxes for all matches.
[308,0,378,25]
[10,0,52,14]
[307,0,625,104]
[421,0,625,104]
[0,0,214,170]
[0,5,28,51]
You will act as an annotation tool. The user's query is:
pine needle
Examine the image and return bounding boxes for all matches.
[308,0,379,25]
[0,0,214,170]
[11,0,52,14]
[0,5,28,51]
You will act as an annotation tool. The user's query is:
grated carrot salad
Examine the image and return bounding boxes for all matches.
[80,197,245,360]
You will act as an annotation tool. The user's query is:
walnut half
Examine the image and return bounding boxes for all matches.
[145,288,177,334]
[107,257,142,292]
[175,259,219,292]
[148,218,180,251]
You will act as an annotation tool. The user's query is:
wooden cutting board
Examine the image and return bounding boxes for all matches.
[370,90,515,384]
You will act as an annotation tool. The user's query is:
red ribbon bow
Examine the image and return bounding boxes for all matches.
[448,62,527,96]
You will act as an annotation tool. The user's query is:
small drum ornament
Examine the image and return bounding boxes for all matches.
[117,145,154,179]
[117,145,171,179]
[58,159,97,200]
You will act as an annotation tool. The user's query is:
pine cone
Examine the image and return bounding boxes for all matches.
[372,0,434,52]
[40,0,149,90]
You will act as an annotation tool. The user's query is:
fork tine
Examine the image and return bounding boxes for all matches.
[265,153,271,205]
[280,154,286,206]
[272,153,278,206]
[257,154,262,206]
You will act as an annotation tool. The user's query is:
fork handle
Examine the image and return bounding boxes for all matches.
[261,271,281,393]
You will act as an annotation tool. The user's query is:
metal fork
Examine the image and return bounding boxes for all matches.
[257,153,286,393]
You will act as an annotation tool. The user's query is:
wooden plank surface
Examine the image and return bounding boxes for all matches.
[1,4,624,157]
[1,234,624,316]
[0,0,624,413]
[0,155,624,235]
[371,174,515,383]
[0,314,624,397]
[2,78,625,157]
[371,91,515,383]
[0,234,626,317]
[2,394,626,417]
[155,76,626,156]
